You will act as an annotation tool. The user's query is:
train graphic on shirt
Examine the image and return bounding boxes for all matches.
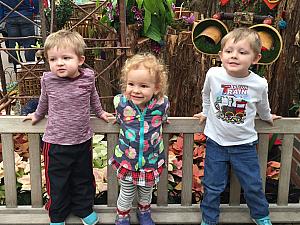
[214,84,249,124]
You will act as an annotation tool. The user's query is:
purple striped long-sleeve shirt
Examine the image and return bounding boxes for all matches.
[34,68,104,145]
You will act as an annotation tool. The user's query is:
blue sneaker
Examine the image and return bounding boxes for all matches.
[252,216,272,225]
[81,211,99,225]
[115,215,130,225]
[50,223,65,225]
[137,209,155,225]
[200,221,209,225]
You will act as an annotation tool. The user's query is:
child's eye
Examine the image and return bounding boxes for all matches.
[141,84,148,88]
[240,51,248,55]
[127,82,134,86]
[64,56,71,60]
[49,58,55,62]
[225,50,231,53]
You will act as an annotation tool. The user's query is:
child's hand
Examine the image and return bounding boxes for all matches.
[23,113,39,125]
[99,111,114,123]
[266,114,282,126]
[193,112,207,124]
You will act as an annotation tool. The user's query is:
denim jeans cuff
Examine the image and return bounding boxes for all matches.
[202,218,217,225]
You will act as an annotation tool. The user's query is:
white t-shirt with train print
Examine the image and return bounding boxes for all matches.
[202,66,272,146]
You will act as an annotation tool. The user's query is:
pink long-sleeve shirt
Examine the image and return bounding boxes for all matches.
[34,68,104,145]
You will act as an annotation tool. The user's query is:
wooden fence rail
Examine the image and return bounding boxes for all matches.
[0,116,300,224]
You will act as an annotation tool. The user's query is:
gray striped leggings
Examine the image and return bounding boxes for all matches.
[117,179,153,212]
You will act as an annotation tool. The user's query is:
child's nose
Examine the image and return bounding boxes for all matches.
[231,51,238,58]
[57,58,64,65]
[133,86,140,93]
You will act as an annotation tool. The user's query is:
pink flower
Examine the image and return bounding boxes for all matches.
[182,14,195,24]
[171,3,176,12]
[151,116,162,127]
[125,147,137,159]
[131,6,137,13]
[106,2,113,11]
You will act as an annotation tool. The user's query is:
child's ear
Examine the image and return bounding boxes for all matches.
[252,53,262,65]
[218,51,223,61]
[79,55,85,65]
[154,85,160,95]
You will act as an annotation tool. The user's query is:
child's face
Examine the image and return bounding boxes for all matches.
[47,46,85,78]
[219,38,261,78]
[125,65,158,109]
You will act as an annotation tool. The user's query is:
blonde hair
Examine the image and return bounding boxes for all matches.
[120,53,168,99]
[220,27,262,56]
[44,29,86,59]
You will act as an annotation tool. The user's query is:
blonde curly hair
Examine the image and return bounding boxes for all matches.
[120,53,168,99]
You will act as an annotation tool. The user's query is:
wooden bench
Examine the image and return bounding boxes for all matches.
[0,116,300,224]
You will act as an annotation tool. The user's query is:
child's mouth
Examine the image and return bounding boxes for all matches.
[131,95,142,99]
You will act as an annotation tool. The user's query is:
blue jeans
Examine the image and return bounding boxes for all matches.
[6,16,36,64]
[201,138,269,225]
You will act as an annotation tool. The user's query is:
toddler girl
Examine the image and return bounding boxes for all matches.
[109,53,169,225]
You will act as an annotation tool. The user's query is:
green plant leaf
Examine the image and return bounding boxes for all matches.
[143,8,151,33]
[136,0,143,9]
[166,0,174,12]
[168,183,174,191]
[166,9,174,24]
[100,14,109,24]
[93,135,105,145]
[112,0,118,8]
[157,0,166,15]
[145,26,162,42]
[94,160,103,169]
[143,0,158,14]
[144,16,163,42]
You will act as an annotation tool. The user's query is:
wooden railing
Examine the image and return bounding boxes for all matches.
[0,116,300,224]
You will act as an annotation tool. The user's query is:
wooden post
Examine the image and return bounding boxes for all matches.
[39,0,49,70]
[50,0,57,33]
[118,0,127,66]
[118,0,127,48]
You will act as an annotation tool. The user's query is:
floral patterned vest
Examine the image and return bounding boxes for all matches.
[112,94,169,171]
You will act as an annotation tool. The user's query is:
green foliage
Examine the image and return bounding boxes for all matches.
[45,0,74,30]
[101,0,175,44]
[141,0,174,43]
[288,101,300,117]
[93,135,108,168]
[0,183,4,205]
